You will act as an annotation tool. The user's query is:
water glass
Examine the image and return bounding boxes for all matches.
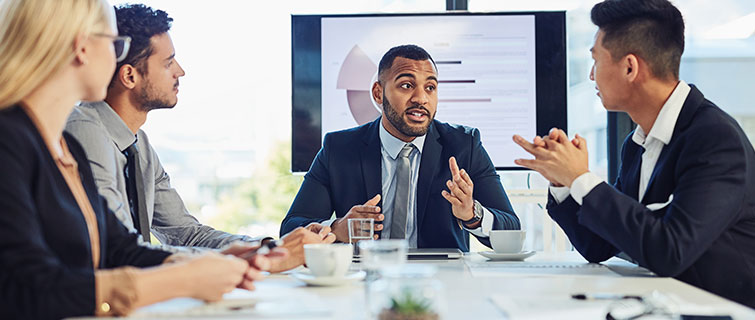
[348,218,374,256]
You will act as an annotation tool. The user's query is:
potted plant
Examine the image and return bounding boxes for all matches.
[378,288,440,320]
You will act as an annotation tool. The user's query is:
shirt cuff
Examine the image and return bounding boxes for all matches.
[463,203,493,238]
[569,172,604,205]
[320,217,337,228]
[95,267,139,317]
[549,185,571,204]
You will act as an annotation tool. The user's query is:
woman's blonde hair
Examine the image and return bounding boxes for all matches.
[0,0,111,109]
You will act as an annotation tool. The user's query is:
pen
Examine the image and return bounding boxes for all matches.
[238,239,283,260]
[571,293,642,300]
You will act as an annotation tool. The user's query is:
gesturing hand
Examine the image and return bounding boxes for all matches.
[513,128,589,187]
[270,226,336,273]
[441,157,475,222]
[331,194,383,242]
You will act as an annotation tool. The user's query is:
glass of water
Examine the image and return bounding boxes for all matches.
[347,218,374,256]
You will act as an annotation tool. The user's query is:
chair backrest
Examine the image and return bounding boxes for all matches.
[506,189,572,252]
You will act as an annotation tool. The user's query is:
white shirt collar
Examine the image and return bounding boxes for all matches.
[632,80,691,147]
[379,118,426,159]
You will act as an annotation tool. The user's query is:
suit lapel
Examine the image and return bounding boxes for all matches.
[641,86,705,202]
[622,141,643,200]
[361,119,383,209]
[416,122,441,231]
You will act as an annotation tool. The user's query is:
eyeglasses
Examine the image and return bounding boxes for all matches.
[605,291,680,320]
[93,33,131,62]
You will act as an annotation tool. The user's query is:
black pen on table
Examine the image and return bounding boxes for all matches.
[238,239,283,260]
[571,293,643,300]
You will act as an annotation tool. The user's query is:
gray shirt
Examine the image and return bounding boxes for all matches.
[66,101,260,252]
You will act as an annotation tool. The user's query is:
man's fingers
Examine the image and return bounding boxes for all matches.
[459,169,474,188]
[323,233,336,243]
[549,128,569,144]
[351,204,381,214]
[250,255,271,272]
[317,225,331,237]
[513,135,549,158]
[453,172,472,196]
[447,180,467,200]
[575,134,587,150]
[364,194,381,206]
[265,247,288,259]
[221,241,258,256]
[514,158,544,171]
[533,135,546,148]
[441,190,462,206]
[449,156,460,177]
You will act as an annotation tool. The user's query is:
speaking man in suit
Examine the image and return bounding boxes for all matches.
[281,45,520,251]
[513,0,755,307]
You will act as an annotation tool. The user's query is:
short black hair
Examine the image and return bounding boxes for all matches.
[110,4,173,86]
[377,44,437,83]
[591,0,685,80]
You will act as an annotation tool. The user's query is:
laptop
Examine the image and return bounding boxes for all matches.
[407,248,463,260]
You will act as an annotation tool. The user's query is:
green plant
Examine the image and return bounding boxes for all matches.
[388,288,434,316]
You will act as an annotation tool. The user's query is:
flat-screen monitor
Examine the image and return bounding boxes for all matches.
[292,12,566,172]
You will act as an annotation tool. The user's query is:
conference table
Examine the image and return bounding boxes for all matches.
[120,251,754,319]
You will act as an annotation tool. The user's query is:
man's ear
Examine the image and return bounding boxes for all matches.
[372,81,383,105]
[117,64,138,90]
[624,54,640,83]
[73,33,88,66]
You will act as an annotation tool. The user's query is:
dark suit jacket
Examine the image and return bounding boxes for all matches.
[281,118,520,251]
[0,106,171,320]
[547,86,755,308]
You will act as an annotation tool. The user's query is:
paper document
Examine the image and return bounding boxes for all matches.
[466,261,620,278]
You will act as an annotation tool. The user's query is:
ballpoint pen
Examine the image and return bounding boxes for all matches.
[571,293,643,301]
[238,239,283,260]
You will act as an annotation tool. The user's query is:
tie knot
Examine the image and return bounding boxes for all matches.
[399,144,413,158]
[124,141,139,156]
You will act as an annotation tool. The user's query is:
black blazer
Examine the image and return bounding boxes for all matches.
[281,118,520,251]
[0,106,171,319]
[547,86,755,308]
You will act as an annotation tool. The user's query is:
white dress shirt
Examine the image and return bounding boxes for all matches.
[551,81,691,205]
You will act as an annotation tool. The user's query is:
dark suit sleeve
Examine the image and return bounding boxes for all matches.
[280,133,335,236]
[0,137,95,319]
[577,123,747,276]
[468,128,520,246]
[545,134,636,263]
[546,191,620,263]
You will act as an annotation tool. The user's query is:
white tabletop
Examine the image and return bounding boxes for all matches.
[122,251,754,319]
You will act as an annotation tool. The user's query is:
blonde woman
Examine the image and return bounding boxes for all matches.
[0,0,273,318]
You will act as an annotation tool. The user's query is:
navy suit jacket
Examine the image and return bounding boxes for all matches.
[547,86,755,308]
[0,106,171,319]
[281,119,520,251]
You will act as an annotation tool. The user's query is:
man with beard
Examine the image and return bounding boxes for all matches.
[66,4,334,273]
[281,45,520,251]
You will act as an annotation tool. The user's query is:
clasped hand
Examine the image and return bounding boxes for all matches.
[512,128,590,188]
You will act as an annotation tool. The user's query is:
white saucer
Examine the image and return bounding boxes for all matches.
[479,250,536,261]
[290,270,366,287]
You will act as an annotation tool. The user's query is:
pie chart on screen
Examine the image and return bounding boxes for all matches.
[336,45,381,125]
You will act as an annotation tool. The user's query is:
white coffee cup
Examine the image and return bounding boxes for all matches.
[490,230,526,253]
[304,243,353,277]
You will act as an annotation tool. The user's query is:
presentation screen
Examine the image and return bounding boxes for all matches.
[292,12,566,172]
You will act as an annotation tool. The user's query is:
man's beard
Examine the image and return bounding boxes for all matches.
[136,79,177,112]
[382,93,433,137]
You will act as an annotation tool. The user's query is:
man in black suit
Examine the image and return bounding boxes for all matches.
[281,45,520,251]
[514,0,755,308]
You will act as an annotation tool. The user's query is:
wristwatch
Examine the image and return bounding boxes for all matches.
[461,200,483,226]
